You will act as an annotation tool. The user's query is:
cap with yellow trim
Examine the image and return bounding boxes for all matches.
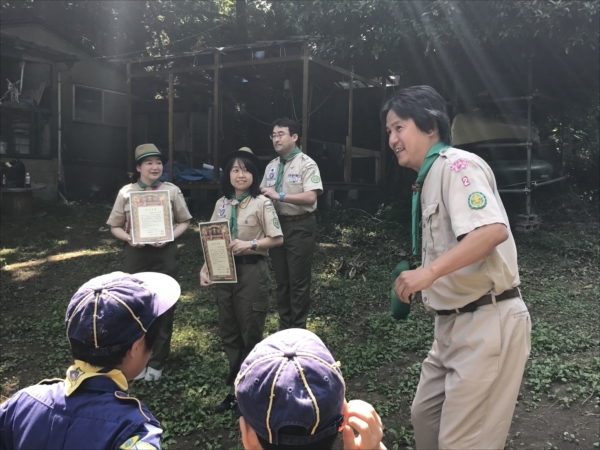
[235,329,345,446]
[65,272,180,357]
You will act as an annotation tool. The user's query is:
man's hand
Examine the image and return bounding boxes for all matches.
[229,239,252,254]
[394,266,435,304]
[260,187,279,201]
[342,400,385,450]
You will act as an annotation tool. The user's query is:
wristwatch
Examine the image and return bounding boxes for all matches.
[250,239,258,251]
[279,192,286,202]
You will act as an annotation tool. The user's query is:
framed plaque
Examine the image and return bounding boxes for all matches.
[129,190,174,245]
[199,220,237,283]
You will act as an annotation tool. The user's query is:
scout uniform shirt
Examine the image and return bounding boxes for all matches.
[107,182,192,232]
[260,152,323,216]
[420,147,520,311]
[210,194,283,256]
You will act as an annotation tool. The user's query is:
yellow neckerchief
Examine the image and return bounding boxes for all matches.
[64,360,128,397]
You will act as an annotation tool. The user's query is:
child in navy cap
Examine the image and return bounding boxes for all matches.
[0,271,180,450]
[235,328,387,450]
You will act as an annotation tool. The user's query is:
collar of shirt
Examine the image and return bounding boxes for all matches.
[64,360,128,397]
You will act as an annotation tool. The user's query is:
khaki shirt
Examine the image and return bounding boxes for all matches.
[420,148,520,310]
[107,182,192,232]
[260,153,323,216]
[210,195,283,256]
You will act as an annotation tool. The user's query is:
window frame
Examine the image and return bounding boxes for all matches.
[72,84,127,128]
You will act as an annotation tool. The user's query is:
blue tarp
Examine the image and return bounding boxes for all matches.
[160,161,222,183]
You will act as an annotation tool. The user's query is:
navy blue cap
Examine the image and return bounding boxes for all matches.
[65,272,180,356]
[235,329,346,446]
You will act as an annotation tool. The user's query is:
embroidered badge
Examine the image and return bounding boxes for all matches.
[218,202,226,217]
[311,175,320,183]
[450,158,469,172]
[67,367,84,384]
[287,173,300,183]
[273,217,280,229]
[268,167,276,179]
[462,176,470,186]
[468,192,487,209]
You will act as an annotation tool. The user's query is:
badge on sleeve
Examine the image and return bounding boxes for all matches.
[468,192,487,209]
[273,217,280,229]
[310,175,320,183]
[450,158,469,172]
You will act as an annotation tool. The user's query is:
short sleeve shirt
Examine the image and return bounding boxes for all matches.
[420,148,520,310]
[260,152,323,216]
[107,182,192,232]
[210,195,283,256]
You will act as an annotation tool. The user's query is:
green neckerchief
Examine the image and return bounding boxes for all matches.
[230,191,251,239]
[137,179,162,189]
[412,141,449,255]
[275,146,302,192]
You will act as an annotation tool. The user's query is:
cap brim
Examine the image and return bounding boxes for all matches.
[132,272,180,316]
[136,152,168,163]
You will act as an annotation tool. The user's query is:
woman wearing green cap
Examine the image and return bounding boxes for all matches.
[199,147,283,414]
[107,143,192,381]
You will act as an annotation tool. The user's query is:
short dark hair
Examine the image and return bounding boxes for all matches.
[272,118,300,138]
[380,85,451,145]
[256,427,338,450]
[69,313,164,368]
[221,156,261,198]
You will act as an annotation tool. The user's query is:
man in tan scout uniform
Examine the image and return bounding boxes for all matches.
[382,86,531,449]
[260,118,323,330]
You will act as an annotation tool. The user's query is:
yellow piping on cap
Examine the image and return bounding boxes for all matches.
[293,356,321,435]
[266,358,288,444]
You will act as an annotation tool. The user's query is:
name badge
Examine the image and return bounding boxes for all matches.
[287,173,300,183]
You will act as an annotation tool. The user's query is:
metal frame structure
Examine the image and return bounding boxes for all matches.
[121,39,387,191]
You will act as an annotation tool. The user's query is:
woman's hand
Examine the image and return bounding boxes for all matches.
[126,236,145,248]
[200,268,212,286]
[229,239,252,254]
[149,241,166,248]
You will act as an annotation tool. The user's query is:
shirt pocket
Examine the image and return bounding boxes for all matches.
[238,214,260,239]
[422,202,445,255]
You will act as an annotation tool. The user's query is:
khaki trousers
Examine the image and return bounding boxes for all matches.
[269,214,316,330]
[120,242,180,370]
[411,296,531,450]
[215,259,270,386]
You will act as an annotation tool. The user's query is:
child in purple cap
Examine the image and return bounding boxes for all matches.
[0,271,180,450]
[235,328,387,450]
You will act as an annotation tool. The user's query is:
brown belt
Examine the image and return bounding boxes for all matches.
[435,287,520,316]
[278,212,313,222]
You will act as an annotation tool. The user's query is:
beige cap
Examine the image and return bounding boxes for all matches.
[135,144,165,162]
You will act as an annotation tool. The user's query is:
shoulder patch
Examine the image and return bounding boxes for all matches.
[310,175,321,183]
[450,158,469,172]
[468,192,487,209]
[273,217,280,229]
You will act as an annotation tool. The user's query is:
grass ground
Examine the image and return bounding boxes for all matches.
[1,193,598,449]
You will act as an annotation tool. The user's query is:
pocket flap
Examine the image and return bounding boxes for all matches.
[422,202,439,220]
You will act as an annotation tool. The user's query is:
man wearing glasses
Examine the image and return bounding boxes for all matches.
[260,118,323,330]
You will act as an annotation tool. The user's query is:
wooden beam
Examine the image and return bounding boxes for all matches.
[301,41,309,153]
[168,73,174,183]
[344,77,353,182]
[351,146,380,158]
[310,56,385,89]
[129,55,302,78]
[126,63,133,177]
[379,82,387,184]
[213,50,220,182]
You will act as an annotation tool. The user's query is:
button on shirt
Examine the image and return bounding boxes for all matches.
[107,182,192,232]
[210,195,283,256]
[260,153,323,216]
[420,148,520,311]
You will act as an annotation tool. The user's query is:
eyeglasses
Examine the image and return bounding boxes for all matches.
[269,132,288,140]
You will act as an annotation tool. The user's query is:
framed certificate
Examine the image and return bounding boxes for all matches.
[129,190,174,245]
[199,220,237,283]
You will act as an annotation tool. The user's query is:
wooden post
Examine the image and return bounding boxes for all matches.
[213,50,220,182]
[344,77,354,182]
[168,73,174,182]
[301,40,309,152]
[126,63,133,178]
[379,81,387,184]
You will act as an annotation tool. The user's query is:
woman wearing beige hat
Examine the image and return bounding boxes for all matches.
[199,147,283,414]
[106,143,192,381]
